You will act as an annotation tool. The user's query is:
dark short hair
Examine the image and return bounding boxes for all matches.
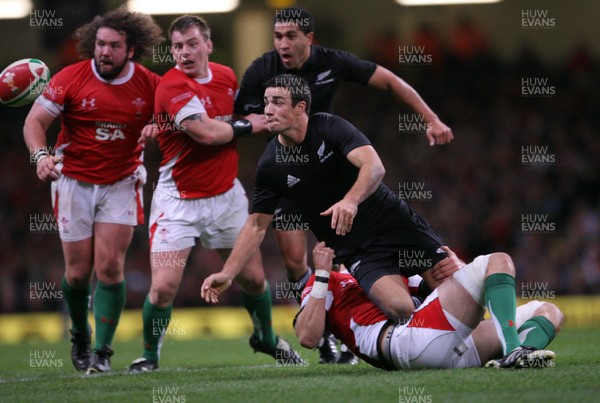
[273,7,314,35]
[169,15,211,41]
[74,6,164,61]
[264,74,311,114]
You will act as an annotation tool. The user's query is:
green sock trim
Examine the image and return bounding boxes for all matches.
[93,281,126,350]
[61,277,91,334]
[518,315,556,349]
[485,273,520,354]
[142,296,172,362]
[484,273,515,288]
[242,282,276,348]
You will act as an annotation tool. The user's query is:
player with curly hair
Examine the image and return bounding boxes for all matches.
[23,6,164,373]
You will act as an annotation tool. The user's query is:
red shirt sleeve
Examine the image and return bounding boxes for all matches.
[155,71,197,117]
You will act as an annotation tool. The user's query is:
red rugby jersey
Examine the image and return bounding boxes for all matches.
[38,59,159,184]
[153,63,238,199]
[301,271,389,368]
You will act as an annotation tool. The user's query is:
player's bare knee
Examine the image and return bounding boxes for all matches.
[487,252,515,277]
[64,272,91,289]
[96,265,124,283]
[382,300,414,323]
[536,302,564,332]
[281,252,307,275]
[149,283,177,306]
[64,263,93,288]
[236,258,266,294]
[95,252,125,279]
[237,277,266,295]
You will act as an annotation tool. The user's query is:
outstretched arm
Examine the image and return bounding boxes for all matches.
[295,242,334,348]
[320,145,385,236]
[201,212,272,303]
[368,65,453,146]
[181,114,257,146]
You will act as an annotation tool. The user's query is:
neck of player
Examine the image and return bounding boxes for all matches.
[295,46,312,70]
[277,114,309,146]
[194,63,210,79]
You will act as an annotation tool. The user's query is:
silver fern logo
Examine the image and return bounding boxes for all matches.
[317,141,333,162]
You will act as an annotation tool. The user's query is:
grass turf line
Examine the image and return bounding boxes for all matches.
[0,328,598,403]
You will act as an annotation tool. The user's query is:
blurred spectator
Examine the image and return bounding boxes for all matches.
[366,30,400,71]
[412,23,444,72]
[451,16,489,61]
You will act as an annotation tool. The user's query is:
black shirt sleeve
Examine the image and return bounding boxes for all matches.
[337,50,377,86]
[322,113,372,156]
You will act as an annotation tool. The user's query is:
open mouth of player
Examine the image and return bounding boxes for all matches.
[181,59,194,67]
[98,59,113,69]
[280,53,293,65]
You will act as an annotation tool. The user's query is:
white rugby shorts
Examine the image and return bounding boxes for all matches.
[389,255,538,369]
[51,164,146,242]
[149,178,248,252]
[389,288,482,370]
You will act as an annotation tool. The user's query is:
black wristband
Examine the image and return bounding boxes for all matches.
[418,279,432,298]
[314,276,330,284]
[229,119,252,139]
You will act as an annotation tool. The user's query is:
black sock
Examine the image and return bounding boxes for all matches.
[289,267,313,305]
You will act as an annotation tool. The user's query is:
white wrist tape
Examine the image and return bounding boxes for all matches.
[310,281,328,299]
[33,148,49,165]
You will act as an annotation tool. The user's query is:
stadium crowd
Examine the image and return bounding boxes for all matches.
[0,20,598,313]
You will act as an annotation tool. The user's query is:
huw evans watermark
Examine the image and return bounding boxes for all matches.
[521,78,555,97]
[30,214,61,234]
[275,8,311,28]
[399,46,432,66]
[275,281,303,303]
[151,250,188,271]
[152,318,187,337]
[521,146,555,166]
[275,145,309,165]
[398,250,432,271]
[29,350,63,368]
[152,386,186,403]
[30,282,63,302]
[521,282,555,299]
[275,350,309,367]
[399,182,432,202]
[521,9,556,29]
[521,214,555,234]
[399,114,431,134]
[398,386,432,403]
[30,10,63,29]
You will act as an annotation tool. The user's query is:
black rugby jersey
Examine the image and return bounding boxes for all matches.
[252,113,443,259]
[234,46,377,116]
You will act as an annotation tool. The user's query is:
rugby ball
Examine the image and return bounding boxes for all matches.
[0,58,51,107]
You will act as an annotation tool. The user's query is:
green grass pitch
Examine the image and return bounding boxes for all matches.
[0,328,598,403]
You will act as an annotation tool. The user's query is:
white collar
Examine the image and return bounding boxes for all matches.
[175,64,213,84]
[91,59,135,85]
